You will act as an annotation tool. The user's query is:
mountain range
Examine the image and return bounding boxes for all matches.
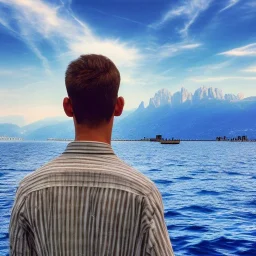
[1,87,256,140]
[147,87,244,108]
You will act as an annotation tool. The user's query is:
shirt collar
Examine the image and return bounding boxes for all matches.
[63,141,115,155]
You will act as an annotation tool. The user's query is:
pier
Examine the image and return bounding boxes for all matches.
[0,137,23,141]
[44,135,256,142]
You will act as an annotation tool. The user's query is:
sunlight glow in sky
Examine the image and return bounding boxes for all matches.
[0,0,256,123]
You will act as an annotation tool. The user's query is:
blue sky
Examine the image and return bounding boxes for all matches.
[0,0,256,123]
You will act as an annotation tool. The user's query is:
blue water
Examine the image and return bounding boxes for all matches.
[0,141,256,255]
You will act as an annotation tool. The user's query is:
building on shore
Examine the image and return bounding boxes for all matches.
[149,135,162,142]
[216,135,248,142]
[147,135,179,143]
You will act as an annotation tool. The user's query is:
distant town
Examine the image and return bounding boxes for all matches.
[1,135,255,142]
[216,135,250,142]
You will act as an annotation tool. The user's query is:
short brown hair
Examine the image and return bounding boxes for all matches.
[65,54,120,126]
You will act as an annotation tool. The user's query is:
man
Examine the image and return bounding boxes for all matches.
[9,54,174,255]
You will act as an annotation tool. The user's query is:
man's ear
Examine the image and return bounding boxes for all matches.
[63,97,74,117]
[114,96,125,117]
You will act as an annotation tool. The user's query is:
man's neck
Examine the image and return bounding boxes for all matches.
[74,120,113,145]
[75,133,111,144]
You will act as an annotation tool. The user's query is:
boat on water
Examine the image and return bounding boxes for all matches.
[146,135,181,144]
[160,139,180,144]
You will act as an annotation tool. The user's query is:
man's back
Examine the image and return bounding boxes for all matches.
[10,141,174,255]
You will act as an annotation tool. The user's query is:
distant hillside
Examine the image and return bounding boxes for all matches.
[22,117,69,134]
[0,87,256,140]
[0,123,22,137]
[114,87,256,140]
[0,115,25,126]
[24,120,74,140]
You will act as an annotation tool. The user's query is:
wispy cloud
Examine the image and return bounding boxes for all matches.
[188,60,231,72]
[87,7,148,27]
[219,43,256,56]
[0,70,13,76]
[156,42,202,59]
[0,67,37,79]
[189,76,256,82]
[0,0,142,72]
[219,0,240,13]
[151,0,212,37]
[246,1,256,8]
[242,65,256,73]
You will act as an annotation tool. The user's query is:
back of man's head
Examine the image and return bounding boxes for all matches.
[65,54,121,127]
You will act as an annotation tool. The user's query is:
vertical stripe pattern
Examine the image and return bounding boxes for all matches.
[9,141,174,255]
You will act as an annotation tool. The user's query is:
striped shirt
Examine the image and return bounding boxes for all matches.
[9,141,174,255]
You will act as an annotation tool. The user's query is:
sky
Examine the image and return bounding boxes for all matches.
[0,0,256,124]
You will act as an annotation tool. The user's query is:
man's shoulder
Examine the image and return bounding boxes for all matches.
[114,157,155,194]
[16,157,61,196]
[17,155,155,198]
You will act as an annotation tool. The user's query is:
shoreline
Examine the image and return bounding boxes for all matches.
[1,138,256,142]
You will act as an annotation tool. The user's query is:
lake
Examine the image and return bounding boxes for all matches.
[0,141,256,255]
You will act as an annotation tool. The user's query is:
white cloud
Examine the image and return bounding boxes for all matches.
[188,60,231,72]
[0,16,11,30]
[246,1,256,8]
[0,70,13,76]
[68,39,140,68]
[151,0,212,37]
[219,43,256,56]
[83,6,148,27]
[242,65,256,73]
[180,43,202,49]
[0,0,142,71]
[219,0,240,13]
[157,42,201,59]
[189,76,256,82]
[0,68,38,79]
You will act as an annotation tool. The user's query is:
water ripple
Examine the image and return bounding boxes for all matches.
[180,205,216,213]
[1,141,256,256]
